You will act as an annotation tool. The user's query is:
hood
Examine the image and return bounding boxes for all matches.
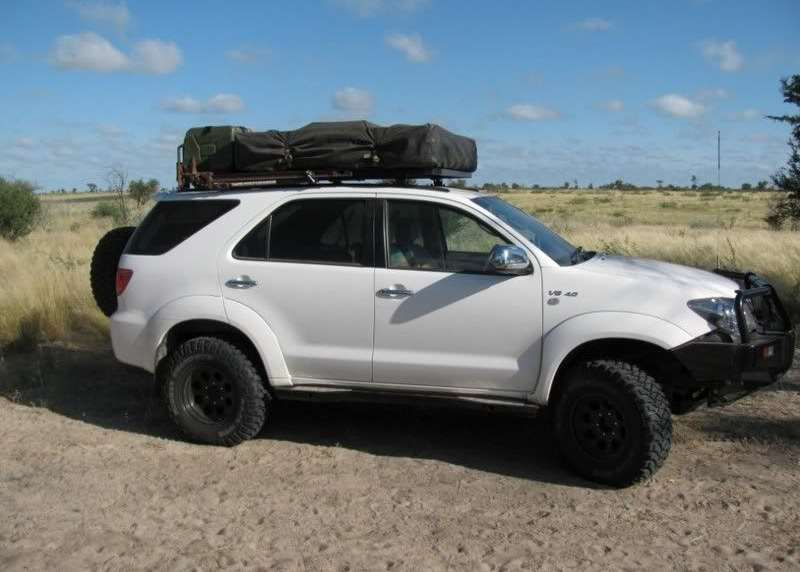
[582,254,738,298]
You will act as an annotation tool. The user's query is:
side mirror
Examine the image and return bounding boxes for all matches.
[488,245,532,275]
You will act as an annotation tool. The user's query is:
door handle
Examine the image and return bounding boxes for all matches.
[225,276,258,289]
[377,285,414,299]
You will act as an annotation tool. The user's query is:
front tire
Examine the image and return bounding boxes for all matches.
[552,359,672,487]
[162,337,268,446]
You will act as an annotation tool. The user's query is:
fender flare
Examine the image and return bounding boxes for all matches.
[221,299,291,385]
[149,296,291,385]
[531,312,692,405]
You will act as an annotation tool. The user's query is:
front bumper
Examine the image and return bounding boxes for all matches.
[673,331,795,387]
[672,269,795,406]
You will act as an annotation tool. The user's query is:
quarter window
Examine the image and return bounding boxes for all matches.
[126,199,239,256]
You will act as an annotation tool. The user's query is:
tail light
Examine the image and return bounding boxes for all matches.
[116,268,133,296]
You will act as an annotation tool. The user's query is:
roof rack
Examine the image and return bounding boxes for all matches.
[177,159,470,191]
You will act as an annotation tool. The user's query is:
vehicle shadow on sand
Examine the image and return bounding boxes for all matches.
[2,345,797,487]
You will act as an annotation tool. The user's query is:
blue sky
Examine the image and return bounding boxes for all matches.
[1,0,799,190]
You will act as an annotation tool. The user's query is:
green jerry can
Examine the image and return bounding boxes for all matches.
[180,126,250,172]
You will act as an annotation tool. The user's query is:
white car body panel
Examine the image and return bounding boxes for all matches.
[109,185,741,403]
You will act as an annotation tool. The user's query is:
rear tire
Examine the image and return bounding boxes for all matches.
[90,226,136,316]
[162,337,269,446]
[551,359,672,487]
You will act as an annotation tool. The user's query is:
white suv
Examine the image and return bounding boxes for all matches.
[92,184,794,487]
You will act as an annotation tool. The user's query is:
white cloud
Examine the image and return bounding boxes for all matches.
[130,39,183,74]
[49,33,128,72]
[1,42,21,63]
[385,33,432,63]
[225,47,272,64]
[331,0,429,18]
[14,137,34,148]
[49,32,182,74]
[650,94,708,118]
[69,1,131,36]
[747,133,774,143]
[161,94,245,114]
[696,88,731,101]
[569,18,614,31]
[95,123,126,137]
[700,40,744,72]
[594,99,624,112]
[725,108,762,121]
[507,104,563,121]
[332,87,374,116]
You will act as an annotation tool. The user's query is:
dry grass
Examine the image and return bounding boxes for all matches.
[0,197,147,350]
[0,189,797,350]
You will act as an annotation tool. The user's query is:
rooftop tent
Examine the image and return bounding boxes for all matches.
[177,121,477,189]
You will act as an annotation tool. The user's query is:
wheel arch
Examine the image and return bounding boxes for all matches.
[546,338,691,405]
[532,312,693,406]
[155,314,291,396]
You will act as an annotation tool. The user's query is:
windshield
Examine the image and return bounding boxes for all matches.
[472,196,579,266]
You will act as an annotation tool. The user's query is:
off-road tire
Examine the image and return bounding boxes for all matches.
[90,226,136,316]
[552,359,672,487]
[163,337,268,446]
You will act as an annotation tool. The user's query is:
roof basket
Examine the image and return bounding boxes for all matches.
[176,121,476,191]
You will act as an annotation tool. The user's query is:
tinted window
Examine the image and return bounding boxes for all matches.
[269,199,367,265]
[387,200,509,273]
[126,199,239,255]
[472,196,576,266]
[233,219,269,260]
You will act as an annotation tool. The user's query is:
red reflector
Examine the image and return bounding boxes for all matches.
[116,268,133,296]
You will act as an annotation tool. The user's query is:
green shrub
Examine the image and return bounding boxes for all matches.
[0,177,41,241]
[659,201,678,209]
[91,200,127,224]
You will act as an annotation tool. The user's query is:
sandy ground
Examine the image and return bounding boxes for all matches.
[0,346,798,572]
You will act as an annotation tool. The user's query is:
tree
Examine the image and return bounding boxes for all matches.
[129,178,160,207]
[0,177,41,241]
[87,183,98,193]
[105,164,129,224]
[756,180,769,191]
[765,75,800,228]
[741,182,752,190]
[690,175,698,190]
[563,181,570,189]
[588,183,594,190]
[656,179,663,189]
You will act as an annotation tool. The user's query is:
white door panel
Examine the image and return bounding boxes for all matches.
[373,268,542,391]
[219,194,375,382]
[221,261,374,381]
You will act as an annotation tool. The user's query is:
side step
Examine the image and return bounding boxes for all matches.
[273,386,540,415]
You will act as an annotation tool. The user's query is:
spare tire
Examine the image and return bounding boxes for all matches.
[90,226,136,317]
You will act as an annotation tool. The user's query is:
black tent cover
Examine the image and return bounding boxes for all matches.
[186,121,477,177]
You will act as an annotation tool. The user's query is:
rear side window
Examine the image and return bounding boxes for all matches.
[126,199,239,255]
[268,199,367,265]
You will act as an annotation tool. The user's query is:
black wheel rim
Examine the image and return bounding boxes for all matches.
[570,393,629,461]
[178,362,240,426]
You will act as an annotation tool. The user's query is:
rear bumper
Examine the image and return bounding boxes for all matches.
[110,311,164,373]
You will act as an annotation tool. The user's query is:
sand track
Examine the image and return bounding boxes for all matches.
[1,346,798,571]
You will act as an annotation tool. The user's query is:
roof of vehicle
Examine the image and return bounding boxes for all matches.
[156,184,486,202]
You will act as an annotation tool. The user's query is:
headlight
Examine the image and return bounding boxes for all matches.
[687,297,739,337]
